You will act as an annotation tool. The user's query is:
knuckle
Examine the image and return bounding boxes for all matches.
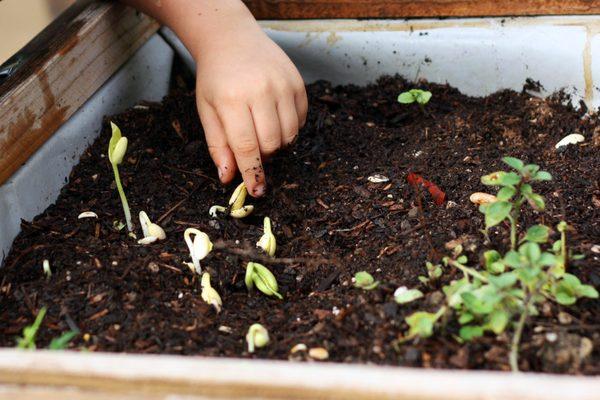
[233,140,258,155]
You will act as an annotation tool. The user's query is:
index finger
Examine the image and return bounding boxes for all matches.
[217,103,266,197]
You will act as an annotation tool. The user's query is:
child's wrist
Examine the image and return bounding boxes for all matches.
[173,0,258,61]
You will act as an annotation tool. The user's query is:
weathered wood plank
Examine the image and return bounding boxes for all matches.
[0,350,599,400]
[0,1,158,185]
[243,0,600,19]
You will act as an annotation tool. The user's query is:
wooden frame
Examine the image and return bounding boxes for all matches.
[0,350,599,400]
[0,1,158,185]
[243,0,600,19]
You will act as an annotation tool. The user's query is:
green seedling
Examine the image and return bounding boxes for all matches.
[257,217,277,257]
[479,157,552,249]
[108,122,132,232]
[246,323,269,353]
[418,261,443,285]
[398,89,432,113]
[183,228,213,274]
[49,330,79,350]
[16,307,79,350]
[245,262,283,299]
[394,286,424,304]
[17,307,47,349]
[397,156,598,372]
[353,271,379,290]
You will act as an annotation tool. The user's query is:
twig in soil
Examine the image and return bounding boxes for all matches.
[157,192,195,224]
[164,164,218,183]
[212,240,332,267]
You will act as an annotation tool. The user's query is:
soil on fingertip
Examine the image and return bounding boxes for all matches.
[1,73,599,374]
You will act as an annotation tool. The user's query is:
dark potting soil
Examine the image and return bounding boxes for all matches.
[1,75,599,374]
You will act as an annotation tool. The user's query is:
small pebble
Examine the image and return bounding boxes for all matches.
[591,244,600,254]
[332,306,340,316]
[446,201,458,209]
[148,262,159,273]
[558,311,573,325]
[408,207,419,218]
[218,325,232,334]
[308,347,329,360]
[545,332,558,343]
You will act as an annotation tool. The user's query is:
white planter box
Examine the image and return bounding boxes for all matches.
[1,16,599,399]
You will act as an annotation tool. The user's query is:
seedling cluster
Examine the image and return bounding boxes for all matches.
[396,156,598,371]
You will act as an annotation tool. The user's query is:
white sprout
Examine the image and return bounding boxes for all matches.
[183,228,213,274]
[42,259,51,279]
[201,272,222,312]
[246,323,269,353]
[256,217,276,256]
[138,211,166,244]
[209,205,227,218]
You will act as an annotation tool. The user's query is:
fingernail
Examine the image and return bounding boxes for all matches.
[253,184,266,197]
[217,166,224,180]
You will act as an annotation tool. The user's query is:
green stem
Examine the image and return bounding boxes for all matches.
[508,212,518,250]
[112,163,132,232]
[447,259,488,283]
[509,294,532,372]
[561,228,567,271]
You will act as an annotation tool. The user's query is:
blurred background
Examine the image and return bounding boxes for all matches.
[0,0,76,64]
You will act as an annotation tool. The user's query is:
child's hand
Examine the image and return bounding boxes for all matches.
[193,12,307,197]
[120,0,307,197]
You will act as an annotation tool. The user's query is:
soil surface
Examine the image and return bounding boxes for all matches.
[1,75,599,374]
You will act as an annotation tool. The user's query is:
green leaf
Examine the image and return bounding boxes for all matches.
[522,225,550,243]
[497,186,516,201]
[522,164,540,177]
[354,271,379,290]
[488,310,509,334]
[526,193,546,211]
[555,292,577,305]
[503,251,522,268]
[533,171,552,181]
[416,90,432,105]
[520,184,533,196]
[49,331,78,350]
[418,276,429,284]
[443,278,475,308]
[502,157,524,171]
[578,285,599,299]
[406,310,443,338]
[395,288,424,304]
[488,272,518,289]
[397,92,416,104]
[484,201,512,228]
[458,312,474,324]
[461,292,494,314]
[459,325,484,340]
[481,172,521,187]
[519,242,541,264]
[539,252,557,267]
[456,255,468,264]
[483,250,503,273]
